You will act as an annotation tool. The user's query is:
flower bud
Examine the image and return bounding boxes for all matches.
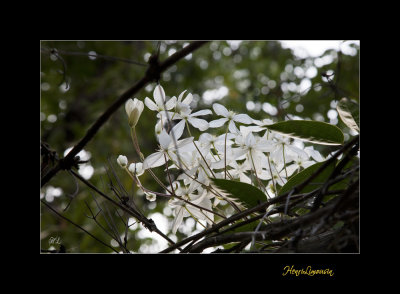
[128,162,144,176]
[125,98,144,128]
[117,155,128,167]
[145,192,156,202]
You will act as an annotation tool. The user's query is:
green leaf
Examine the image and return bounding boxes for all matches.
[267,120,344,145]
[336,97,360,132]
[278,160,336,196]
[211,178,267,208]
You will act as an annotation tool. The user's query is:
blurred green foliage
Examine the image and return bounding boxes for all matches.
[40,40,359,253]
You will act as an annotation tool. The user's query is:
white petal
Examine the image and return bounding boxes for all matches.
[216,133,235,142]
[285,164,299,177]
[255,140,274,152]
[177,90,187,102]
[165,96,177,110]
[170,120,186,141]
[188,207,207,221]
[190,109,213,117]
[239,173,252,184]
[233,113,253,124]
[209,118,228,128]
[228,120,239,133]
[159,130,172,150]
[135,98,144,115]
[303,161,315,169]
[286,145,308,160]
[153,85,166,106]
[182,93,193,105]
[199,133,213,143]
[175,137,194,149]
[213,103,229,117]
[172,206,185,234]
[125,99,134,116]
[243,125,266,133]
[143,151,166,169]
[276,176,287,187]
[232,148,248,160]
[245,132,256,147]
[258,169,271,180]
[211,159,226,169]
[144,97,158,111]
[176,102,191,115]
[305,146,325,162]
[188,117,209,131]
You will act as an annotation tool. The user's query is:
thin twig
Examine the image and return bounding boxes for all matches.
[41,47,148,66]
[69,169,178,247]
[41,199,119,253]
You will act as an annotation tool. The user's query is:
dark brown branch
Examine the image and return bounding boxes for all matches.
[41,41,208,187]
[187,192,357,253]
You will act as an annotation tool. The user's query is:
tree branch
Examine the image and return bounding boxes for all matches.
[41,41,208,187]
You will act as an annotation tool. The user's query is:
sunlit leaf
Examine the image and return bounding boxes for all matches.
[267,120,344,145]
[278,160,336,196]
[211,178,267,208]
[336,97,359,132]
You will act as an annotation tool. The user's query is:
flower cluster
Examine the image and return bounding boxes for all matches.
[117,85,325,234]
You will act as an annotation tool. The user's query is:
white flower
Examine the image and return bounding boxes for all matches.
[117,155,128,167]
[128,162,144,176]
[304,146,325,162]
[261,162,288,187]
[159,89,212,133]
[286,157,315,177]
[145,192,157,202]
[229,161,252,184]
[125,98,144,128]
[171,108,212,133]
[233,132,274,170]
[198,132,235,151]
[143,128,193,169]
[175,90,193,114]
[169,187,213,234]
[144,85,176,113]
[269,134,309,164]
[209,103,253,133]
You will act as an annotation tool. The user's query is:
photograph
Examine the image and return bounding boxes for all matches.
[40,40,359,259]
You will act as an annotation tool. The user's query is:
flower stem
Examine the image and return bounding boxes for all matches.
[249,150,268,196]
[131,127,173,194]
[282,144,288,179]
[131,128,144,161]
[185,119,192,137]
[164,153,176,195]
[266,154,275,199]
[224,123,229,179]
[185,120,217,179]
